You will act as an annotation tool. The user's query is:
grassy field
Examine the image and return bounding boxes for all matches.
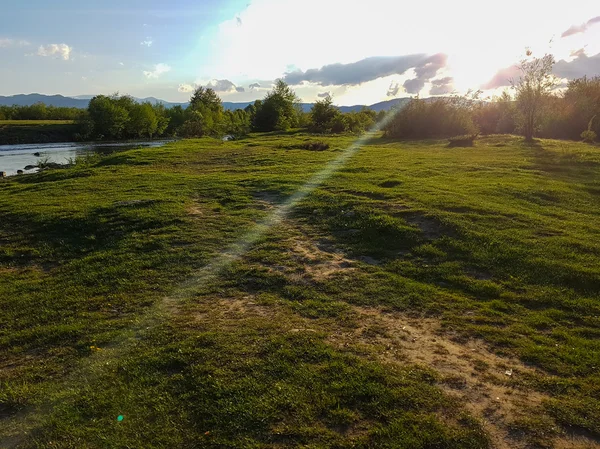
[0,133,599,448]
[0,120,75,126]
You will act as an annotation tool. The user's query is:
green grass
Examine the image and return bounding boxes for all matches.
[1,133,599,447]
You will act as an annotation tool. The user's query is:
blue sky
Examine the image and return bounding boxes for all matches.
[1,1,599,105]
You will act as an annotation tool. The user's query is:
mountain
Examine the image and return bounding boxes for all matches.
[0,94,90,108]
[0,93,413,113]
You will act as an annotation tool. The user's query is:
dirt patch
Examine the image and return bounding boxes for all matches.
[398,211,451,239]
[251,191,280,211]
[286,236,356,281]
[326,306,598,449]
[186,203,204,216]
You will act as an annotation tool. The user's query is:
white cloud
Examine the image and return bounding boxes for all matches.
[119,62,125,66]
[0,38,30,48]
[37,43,72,60]
[143,63,171,79]
[178,83,196,92]
[141,38,153,47]
[203,0,599,101]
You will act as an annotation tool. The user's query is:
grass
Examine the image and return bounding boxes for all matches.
[0,133,599,448]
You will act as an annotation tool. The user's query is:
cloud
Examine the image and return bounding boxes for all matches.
[236,16,242,26]
[284,53,446,87]
[403,78,426,95]
[206,79,245,92]
[141,38,153,47]
[119,62,125,66]
[570,48,586,58]
[481,64,520,89]
[554,50,600,79]
[483,51,600,90]
[37,43,72,60]
[317,92,331,98]
[249,82,261,89]
[561,16,600,37]
[429,77,454,95]
[0,38,30,48]
[178,83,196,93]
[387,82,401,97]
[143,63,171,79]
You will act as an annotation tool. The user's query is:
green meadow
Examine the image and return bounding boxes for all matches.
[0,133,599,448]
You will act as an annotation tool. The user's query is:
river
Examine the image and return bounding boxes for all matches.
[0,140,173,176]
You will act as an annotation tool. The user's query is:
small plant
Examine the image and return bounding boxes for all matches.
[581,130,597,143]
[35,156,52,169]
[581,115,597,143]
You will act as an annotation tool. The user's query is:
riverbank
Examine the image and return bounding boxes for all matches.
[0,139,173,176]
[0,121,78,145]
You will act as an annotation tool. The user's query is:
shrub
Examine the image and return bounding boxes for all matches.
[383,97,477,139]
[581,130,597,143]
[448,134,478,147]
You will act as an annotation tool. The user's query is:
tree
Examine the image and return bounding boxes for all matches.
[128,103,159,138]
[511,52,556,141]
[563,76,600,139]
[252,80,300,132]
[184,86,223,136]
[88,95,130,139]
[309,95,339,132]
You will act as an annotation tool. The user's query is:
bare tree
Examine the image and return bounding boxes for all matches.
[511,51,557,141]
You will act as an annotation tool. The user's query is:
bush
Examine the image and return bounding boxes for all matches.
[383,97,477,139]
[448,134,478,147]
[581,130,597,143]
[286,141,330,151]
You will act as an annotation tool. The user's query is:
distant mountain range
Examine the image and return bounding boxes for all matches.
[0,93,412,113]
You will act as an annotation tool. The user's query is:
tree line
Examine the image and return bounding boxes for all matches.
[384,54,600,143]
[0,104,85,121]
[72,79,384,140]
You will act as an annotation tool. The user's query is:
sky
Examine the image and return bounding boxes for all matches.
[1,0,599,106]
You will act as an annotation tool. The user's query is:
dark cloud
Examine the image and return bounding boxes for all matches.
[429,77,454,95]
[561,16,600,37]
[206,79,244,92]
[554,51,600,79]
[481,64,520,89]
[283,53,447,87]
[403,53,448,94]
[249,82,260,89]
[403,78,425,94]
[317,92,331,98]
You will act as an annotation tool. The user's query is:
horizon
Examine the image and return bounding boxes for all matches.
[1,1,599,106]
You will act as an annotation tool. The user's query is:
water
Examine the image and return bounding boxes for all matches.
[0,140,173,176]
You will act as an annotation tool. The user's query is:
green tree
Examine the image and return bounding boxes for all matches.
[309,95,339,132]
[183,86,224,136]
[88,95,130,139]
[128,103,159,138]
[253,80,300,132]
[511,52,556,141]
